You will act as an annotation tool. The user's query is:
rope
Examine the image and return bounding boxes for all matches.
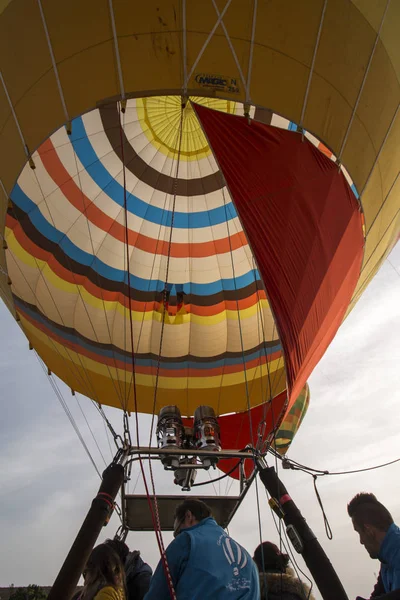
[118,102,176,600]
[182,0,187,94]
[278,453,400,476]
[145,104,185,600]
[8,159,121,409]
[245,0,258,105]
[185,0,233,85]
[37,0,69,124]
[338,0,391,161]
[299,0,327,132]
[312,475,332,540]
[0,70,31,160]
[148,105,184,442]
[266,487,314,600]
[273,450,400,540]
[108,0,125,100]
[68,144,127,410]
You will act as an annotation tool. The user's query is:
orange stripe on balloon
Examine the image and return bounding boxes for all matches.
[19,305,281,377]
[8,214,264,316]
[38,139,248,258]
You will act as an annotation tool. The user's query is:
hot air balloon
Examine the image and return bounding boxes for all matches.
[0,2,399,599]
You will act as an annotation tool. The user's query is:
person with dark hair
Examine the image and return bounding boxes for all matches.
[253,541,314,600]
[144,498,259,599]
[348,493,400,595]
[104,539,152,600]
[79,543,126,600]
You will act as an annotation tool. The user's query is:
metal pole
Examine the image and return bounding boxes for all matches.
[257,461,348,600]
[48,462,124,600]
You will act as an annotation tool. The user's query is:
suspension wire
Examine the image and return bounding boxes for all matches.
[108,0,125,101]
[245,0,258,105]
[220,171,274,563]
[61,140,127,410]
[35,352,102,478]
[349,206,400,310]
[312,475,332,540]
[144,105,184,598]
[126,110,178,392]
[281,527,313,600]
[269,448,400,539]
[75,395,108,467]
[199,118,286,498]
[191,460,242,487]
[145,101,184,498]
[118,102,137,427]
[7,156,119,410]
[338,0,391,162]
[254,473,269,597]
[275,451,400,476]
[44,364,124,525]
[118,102,177,600]
[222,188,255,446]
[6,246,103,407]
[37,0,69,125]
[46,103,177,412]
[206,468,220,496]
[195,132,230,428]
[387,258,400,277]
[91,401,123,449]
[148,107,184,443]
[32,116,152,408]
[221,187,257,499]
[102,412,115,460]
[299,0,327,133]
[182,0,187,94]
[0,70,32,161]
[266,487,314,599]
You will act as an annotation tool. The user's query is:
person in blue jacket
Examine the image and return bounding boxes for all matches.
[348,493,400,595]
[144,498,260,599]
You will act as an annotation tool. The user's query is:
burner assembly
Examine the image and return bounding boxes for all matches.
[156,405,222,490]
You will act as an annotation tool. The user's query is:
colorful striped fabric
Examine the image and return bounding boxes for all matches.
[4,96,359,419]
[275,384,310,456]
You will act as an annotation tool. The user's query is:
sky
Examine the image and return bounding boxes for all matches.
[0,243,399,599]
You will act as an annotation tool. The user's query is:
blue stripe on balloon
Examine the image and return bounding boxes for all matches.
[350,183,359,199]
[10,184,260,294]
[70,116,238,228]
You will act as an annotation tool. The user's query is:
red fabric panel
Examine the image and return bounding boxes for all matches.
[194,103,364,407]
[183,390,287,480]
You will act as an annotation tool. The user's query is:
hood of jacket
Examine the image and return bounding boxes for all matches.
[259,567,314,600]
[125,551,152,580]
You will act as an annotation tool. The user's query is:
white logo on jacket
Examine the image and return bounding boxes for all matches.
[217,534,251,591]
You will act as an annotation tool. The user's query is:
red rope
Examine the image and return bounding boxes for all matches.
[118,103,176,600]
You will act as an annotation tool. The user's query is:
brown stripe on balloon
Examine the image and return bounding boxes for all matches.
[99,103,224,196]
[15,295,281,361]
[254,107,273,125]
[8,206,265,306]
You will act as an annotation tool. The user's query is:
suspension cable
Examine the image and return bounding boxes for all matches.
[118,102,177,600]
[35,352,102,478]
